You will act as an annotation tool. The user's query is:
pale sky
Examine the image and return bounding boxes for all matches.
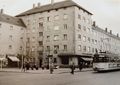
[0,0,120,35]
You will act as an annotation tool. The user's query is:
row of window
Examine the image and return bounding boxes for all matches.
[78,34,98,44]
[46,34,67,41]
[46,45,67,54]
[78,14,91,24]
[0,23,23,30]
[78,45,97,53]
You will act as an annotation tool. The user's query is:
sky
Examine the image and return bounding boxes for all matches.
[0,0,120,35]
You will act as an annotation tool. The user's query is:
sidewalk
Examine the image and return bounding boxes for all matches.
[0,68,93,74]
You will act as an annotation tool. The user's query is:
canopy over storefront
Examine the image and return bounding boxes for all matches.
[8,56,19,62]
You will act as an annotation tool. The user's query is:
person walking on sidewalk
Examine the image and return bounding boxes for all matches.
[21,62,26,72]
[49,62,54,74]
[70,61,75,74]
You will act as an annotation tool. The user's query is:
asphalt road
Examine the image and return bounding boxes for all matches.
[0,69,120,85]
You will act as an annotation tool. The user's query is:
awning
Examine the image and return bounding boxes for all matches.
[8,56,19,62]
[0,57,5,61]
[82,58,93,61]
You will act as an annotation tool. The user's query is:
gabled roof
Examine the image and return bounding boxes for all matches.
[0,13,26,27]
[16,0,92,17]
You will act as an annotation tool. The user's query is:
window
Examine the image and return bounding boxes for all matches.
[92,48,94,53]
[32,37,35,41]
[0,33,1,39]
[54,26,59,30]
[39,32,43,37]
[63,34,67,40]
[54,15,59,20]
[78,24,81,30]
[27,19,30,25]
[20,37,23,40]
[47,46,50,51]
[88,37,90,42]
[47,26,50,30]
[78,45,81,51]
[63,14,68,19]
[21,28,23,30]
[64,45,67,51]
[39,22,43,27]
[88,47,90,52]
[27,38,30,42]
[83,36,86,42]
[83,16,86,22]
[9,35,13,40]
[83,46,86,52]
[39,17,44,21]
[32,27,35,32]
[10,26,13,30]
[64,24,67,29]
[95,40,97,44]
[47,17,50,21]
[38,41,43,46]
[9,45,12,49]
[92,39,94,44]
[78,34,81,40]
[83,26,86,31]
[32,46,35,51]
[20,46,23,50]
[0,23,1,28]
[54,35,59,41]
[78,14,81,19]
[87,28,90,33]
[54,45,59,54]
[47,36,50,41]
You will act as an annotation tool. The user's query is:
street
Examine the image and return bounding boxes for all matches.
[0,68,120,85]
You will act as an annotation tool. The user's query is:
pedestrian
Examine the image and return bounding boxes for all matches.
[41,64,45,70]
[49,63,54,74]
[21,62,26,72]
[79,62,83,71]
[70,61,75,74]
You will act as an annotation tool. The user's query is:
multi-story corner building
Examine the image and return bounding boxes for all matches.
[16,0,93,67]
[0,9,26,67]
[16,0,120,67]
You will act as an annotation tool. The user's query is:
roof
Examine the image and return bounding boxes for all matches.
[0,13,26,27]
[92,26,120,40]
[16,0,92,17]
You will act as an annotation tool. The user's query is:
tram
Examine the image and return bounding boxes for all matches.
[93,52,120,72]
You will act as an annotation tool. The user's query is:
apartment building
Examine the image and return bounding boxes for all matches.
[16,0,93,67]
[0,9,26,67]
[92,22,120,56]
[16,0,120,67]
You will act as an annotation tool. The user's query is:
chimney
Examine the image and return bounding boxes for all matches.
[105,28,108,32]
[93,21,96,26]
[38,3,41,7]
[33,4,36,8]
[110,30,112,34]
[51,0,54,5]
[0,9,3,14]
[117,33,119,37]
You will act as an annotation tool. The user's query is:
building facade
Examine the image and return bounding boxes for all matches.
[0,10,26,67]
[16,0,120,67]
